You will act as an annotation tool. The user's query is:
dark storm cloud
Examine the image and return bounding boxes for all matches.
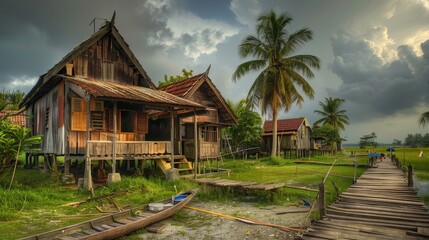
[331,31,429,122]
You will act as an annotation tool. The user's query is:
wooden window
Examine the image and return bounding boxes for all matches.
[121,110,135,133]
[71,98,86,131]
[136,111,148,133]
[202,126,217,142]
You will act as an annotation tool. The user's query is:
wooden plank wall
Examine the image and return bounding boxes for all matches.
[32,83,65,154]
[72,35,141,86]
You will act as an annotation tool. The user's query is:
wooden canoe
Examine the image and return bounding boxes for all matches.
[20,189,197,240]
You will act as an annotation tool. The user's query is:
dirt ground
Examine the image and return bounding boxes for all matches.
[133,200,310,240]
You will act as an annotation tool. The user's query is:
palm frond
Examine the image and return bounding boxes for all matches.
[232,60,267,82]
[419,111,429,127]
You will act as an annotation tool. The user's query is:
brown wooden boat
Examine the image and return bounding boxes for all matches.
[21,189,197,240]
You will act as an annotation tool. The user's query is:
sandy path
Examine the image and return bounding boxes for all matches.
[134,200,310,240]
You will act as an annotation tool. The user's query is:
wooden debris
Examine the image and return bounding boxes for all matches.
[63,190,127,207]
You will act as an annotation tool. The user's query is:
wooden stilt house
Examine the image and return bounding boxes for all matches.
[19,15,204,189]
[160,68,237,166]
[263,117,312,158]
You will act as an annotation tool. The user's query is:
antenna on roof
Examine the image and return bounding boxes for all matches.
[89,17,107,34]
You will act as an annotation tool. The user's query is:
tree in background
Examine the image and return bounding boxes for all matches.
[226,99,263,148]
[392,138,402,146]
[404,133,429,147]
[314,97,349,132]
[312,124,340,150]
[0,89,25,110]
[158,69,194,88]
[232,11,320,157]
[359,132,377,149]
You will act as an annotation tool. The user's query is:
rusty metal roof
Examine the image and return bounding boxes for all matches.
[160,74,203,97]
[0,111,26,126]
[64,75,204,109]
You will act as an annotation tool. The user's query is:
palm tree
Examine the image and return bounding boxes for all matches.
[232,11,320,157]
[419,111,429,127]
[314,97,349,132]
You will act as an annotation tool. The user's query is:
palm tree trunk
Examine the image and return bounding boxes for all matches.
[271,108,278,157]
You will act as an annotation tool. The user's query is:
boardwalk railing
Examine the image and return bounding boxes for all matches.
[87,140,172,157]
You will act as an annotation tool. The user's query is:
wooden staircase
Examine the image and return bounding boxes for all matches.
[155,155,194,176]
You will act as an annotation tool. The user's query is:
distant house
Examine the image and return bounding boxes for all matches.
[19,15,204,189]
[263,117,311,158]
[159,67,237,162]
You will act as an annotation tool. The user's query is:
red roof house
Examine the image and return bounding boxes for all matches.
[263,117,312,156]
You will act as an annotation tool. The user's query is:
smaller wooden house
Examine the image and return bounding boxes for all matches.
[159,67,237,164]
[263,117,312,158]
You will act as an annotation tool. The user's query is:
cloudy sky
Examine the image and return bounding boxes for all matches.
[1,0,428,143]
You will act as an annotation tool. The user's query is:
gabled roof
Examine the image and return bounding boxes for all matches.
[20,14,156,108]
[64,75,204,110]
[160,67,237,124]
[263,117,310,134]
[160,74,204,98]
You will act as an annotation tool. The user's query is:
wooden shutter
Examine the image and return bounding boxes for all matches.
[91,111,104,130]
[71,98,86,131]
[136,111,148,133]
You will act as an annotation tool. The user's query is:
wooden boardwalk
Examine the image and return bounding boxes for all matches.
[302,159,429,239]
[194,178,285,191]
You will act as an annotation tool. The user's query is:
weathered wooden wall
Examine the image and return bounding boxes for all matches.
[278,128,311,150]
[70,34,149,87]
[31,82,65,154]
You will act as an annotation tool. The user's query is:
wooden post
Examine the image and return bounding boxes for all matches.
[170,111,175,169]
[353,157,357,184]
[84,98,92,190]
[194,111,198,178]
[64,157,70,174]
[408,165,414,187]
[318,182,325,219]
[112,101,117,173]
[51,154,58,175]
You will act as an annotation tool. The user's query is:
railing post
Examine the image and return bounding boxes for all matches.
[318,182,325,219]
[112,101,117,173]
[408,165,414,187]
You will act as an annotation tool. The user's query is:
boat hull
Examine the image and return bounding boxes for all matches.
[20,189,197,240]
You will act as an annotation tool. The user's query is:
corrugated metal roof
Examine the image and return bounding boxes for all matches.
[263,118,306,133]
[64,76,204,109]
[160,74,203,97]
